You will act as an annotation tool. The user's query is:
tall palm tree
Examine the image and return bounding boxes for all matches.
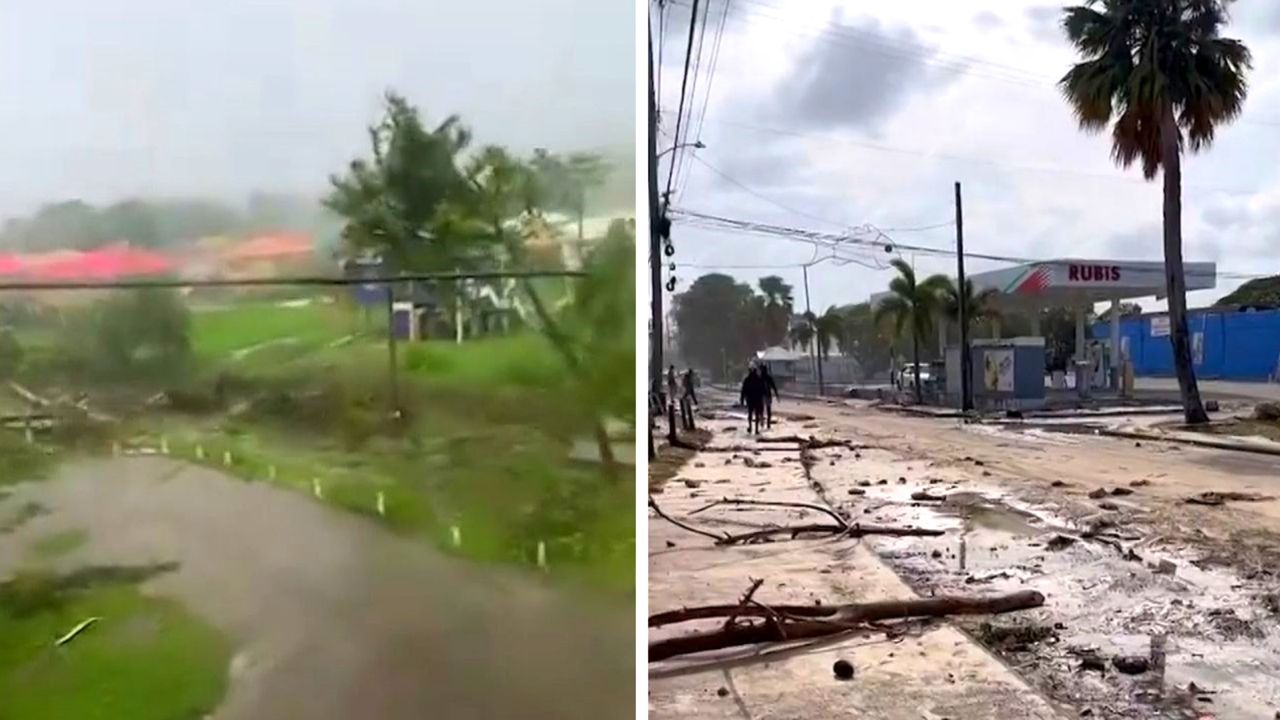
[758,276,794,346]
[1059,0,1250,424]
[788,311,815,351]
[941,277,1002,339]
[814,306,844,360]
[874,259,949,403]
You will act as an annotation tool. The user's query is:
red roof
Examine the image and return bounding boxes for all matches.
[0,254,23,276]
[20,245,173,281]
[224,233,312,261]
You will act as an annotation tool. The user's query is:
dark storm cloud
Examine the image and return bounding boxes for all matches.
[767,14,957,132]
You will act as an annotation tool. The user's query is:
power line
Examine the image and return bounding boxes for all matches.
[684,153,852,228]
[663,0,703,201]
[671,207,1271,280]
[674,0,733,202]
[671,0,714,198]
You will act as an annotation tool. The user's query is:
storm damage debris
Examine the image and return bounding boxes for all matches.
[650,495,945,545]
[648,589,1047,662]
[1185,491,1272,506]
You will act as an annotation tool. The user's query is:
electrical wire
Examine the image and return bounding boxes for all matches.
[671,0,714,198]
[671,207,1270,280]
[663,0,703,202]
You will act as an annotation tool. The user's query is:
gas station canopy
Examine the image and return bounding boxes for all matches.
[966,259,1217,310]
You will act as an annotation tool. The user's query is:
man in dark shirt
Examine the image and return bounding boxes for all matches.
[740,366,768,434]
[758,364,780,427]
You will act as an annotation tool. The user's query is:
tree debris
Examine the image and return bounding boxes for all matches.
[649,590,1045,661]
[1185,491,1271,506]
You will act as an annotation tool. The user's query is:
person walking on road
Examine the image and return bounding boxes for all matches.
[681,368,698,408]
[759,363,780,428]
[740,365,768,434]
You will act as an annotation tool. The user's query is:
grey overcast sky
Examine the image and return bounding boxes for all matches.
[0,0,634,216]
[655,0,1280,313]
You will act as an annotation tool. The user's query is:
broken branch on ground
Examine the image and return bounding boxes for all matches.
[649,590,1046,662]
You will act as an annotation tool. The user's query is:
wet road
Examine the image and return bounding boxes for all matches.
[0,456,633,720]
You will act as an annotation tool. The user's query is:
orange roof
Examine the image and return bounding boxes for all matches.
[224,233,312,261]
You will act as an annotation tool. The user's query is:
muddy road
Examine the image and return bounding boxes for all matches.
[649,391,1280,719]
[0,456,633,720]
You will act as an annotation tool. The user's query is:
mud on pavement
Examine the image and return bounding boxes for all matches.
[651,397,1280,720]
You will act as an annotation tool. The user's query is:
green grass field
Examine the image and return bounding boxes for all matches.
[4,294,633,595]
[0,574,229,720]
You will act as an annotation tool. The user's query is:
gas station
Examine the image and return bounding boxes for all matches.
[872,258,1218,409]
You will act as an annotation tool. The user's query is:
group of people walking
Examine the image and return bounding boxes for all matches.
[739,362,779,434]
[651,361,779,435]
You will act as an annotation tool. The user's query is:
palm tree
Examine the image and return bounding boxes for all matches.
[874,259,949,403]
[1059,0,1250,424]
[758,276,794,346]
[788,311,815,351]
[941,277,1002,339]
[814,306,844,360]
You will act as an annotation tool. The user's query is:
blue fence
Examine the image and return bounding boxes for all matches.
[1093,309,1280,380]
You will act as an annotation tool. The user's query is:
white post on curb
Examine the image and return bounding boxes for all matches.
[195,444,205,461]
[450,525,461,548]
[376,491,386,517]
[536,541,547,570]
[160,436,169,455]
[222,450,233,467]
[312,478,324,500]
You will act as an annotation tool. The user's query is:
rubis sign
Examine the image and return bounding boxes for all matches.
[1067,264,1121,282]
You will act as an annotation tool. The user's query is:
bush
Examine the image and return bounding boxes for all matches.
[0,329,22,379]
[61,289,192,380]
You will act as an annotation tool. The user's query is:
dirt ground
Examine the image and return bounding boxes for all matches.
[648,390,1280,720]
[0,456,633,720]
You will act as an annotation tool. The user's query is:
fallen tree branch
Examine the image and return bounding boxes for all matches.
[688,498,848,528]
[649,496,728,542]
[756,435,857,450]
[718,522,942,546]
[723,578,765,630]
[1185,491,1271,506]
[649,590,1045,661]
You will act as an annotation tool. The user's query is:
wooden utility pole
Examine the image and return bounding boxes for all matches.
[648,24,664,400]
[385,285,400,415]
[955,182,971,412]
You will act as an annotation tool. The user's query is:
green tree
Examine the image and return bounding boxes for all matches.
[68,289,191,379]
[836,303,894,379]
[788,311,814,352]
[814,306,844,360]
[873,259,948,403]
[1059,0,1250,424]
[757,275,794,347]
[940,277,1001,340]
[673,274,764,380]
[324,91,474,271]
[530,151,611,240]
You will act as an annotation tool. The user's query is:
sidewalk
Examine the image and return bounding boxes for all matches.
[648,415,1061,719]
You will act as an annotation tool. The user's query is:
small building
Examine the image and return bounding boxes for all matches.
[1093,307,1280,381]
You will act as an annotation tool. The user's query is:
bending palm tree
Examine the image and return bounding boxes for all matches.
[1060,0,1250,424]
[874,259,949,403]
[941,277,1001,338]
[814,306,844,360]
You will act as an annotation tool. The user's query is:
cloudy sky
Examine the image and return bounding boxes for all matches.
[0,0,633,216]
[655,0,1280,313]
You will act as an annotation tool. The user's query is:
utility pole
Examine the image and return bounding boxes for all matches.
[648,24,664,399]
[955,181,971,412]
[802,264,824,396]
